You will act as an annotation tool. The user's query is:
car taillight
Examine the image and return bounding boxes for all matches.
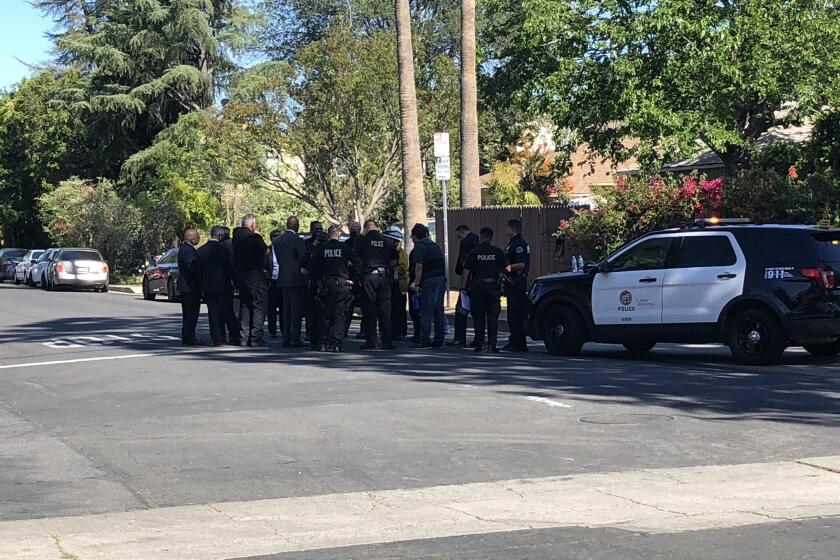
[801,267,837,289]
[56,262,65,273]
[103,263,109,274]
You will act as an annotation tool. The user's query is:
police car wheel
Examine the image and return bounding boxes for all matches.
[142,278,155,301]
[623,341,656,354]
[802,341,840,357]
[727,308,785,365]
[542,305,585,356]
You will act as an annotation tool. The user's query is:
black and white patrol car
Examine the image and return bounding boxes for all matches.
[527,220,840,364]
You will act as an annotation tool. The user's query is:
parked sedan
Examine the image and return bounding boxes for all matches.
[142,247,180,301]
[47,248,109,292]
[33,248,59,288]
[14,250,44,285]
[0,248,27,282]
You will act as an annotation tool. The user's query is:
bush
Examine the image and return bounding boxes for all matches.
[39,178,147,279]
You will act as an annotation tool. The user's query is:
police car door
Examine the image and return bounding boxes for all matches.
[661,232,745,324]
[592,235,674,325]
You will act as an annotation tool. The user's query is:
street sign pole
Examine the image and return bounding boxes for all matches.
[441,177,450,308]
[433,133,452,309]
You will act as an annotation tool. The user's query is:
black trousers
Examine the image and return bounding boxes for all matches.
[470,285,502,349]
[505,282,528,348]
[306,280,319,344]
[180,292,201,344]
[238,271,267,345]
[362,273,392,346]
[267,279,283,337]
[390,283,407,339]
[221,290,240,344]
[454,292,471,343]
[344,286,362,337]
[205,292,225,345]
[318,278,351,349]
[282,286,305,345]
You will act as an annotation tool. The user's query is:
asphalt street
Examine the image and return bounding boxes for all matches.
[1,282,839,558]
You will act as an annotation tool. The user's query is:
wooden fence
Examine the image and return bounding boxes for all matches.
[433,205,577,289]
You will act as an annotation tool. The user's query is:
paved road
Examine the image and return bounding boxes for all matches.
[1,282,839,558]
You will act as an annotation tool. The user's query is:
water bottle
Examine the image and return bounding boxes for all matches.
[571,256,579,272]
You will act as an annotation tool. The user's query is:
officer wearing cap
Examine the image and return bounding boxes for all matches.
[384,225,409,341]
[355,220,399,350]
[504,218,530,352]
[309,225,361,352]
[462,227,511,353]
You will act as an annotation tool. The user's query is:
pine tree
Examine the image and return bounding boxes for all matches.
[35,0,251,156]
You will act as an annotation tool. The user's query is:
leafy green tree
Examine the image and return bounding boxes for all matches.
[228,27,456,225]
[0,71,89,246]
[38,178,145,276]
[35,0,253,172]
[485,0,840,174]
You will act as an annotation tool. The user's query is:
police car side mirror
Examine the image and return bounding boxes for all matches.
[597,261,611,274]
[583,260,599,274]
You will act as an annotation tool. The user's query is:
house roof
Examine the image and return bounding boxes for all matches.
[619,120,813,174]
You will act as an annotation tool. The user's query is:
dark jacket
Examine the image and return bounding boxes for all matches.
[197,240,232,294]
[177,242,201,294]
[220,236,237,290]
[232,227,268,273]
[455,232,480,276]
[273,230,307,288]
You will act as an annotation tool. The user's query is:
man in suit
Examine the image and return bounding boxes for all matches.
[344,221,363,338]
[303,221,323,342]
[219,227,241,345]
[266,229,283,339]
[273,216,307,347]
[198,226,233,346]
[233,214,269,347]
[177,228,203,346]
[453,225,480,347]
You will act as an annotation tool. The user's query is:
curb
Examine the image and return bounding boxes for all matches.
[110,285,142,295]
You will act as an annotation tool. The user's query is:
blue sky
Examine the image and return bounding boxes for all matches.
[0,1,54,89]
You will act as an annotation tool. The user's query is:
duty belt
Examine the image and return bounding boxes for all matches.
[365,267,387,274]
[477,278,500,284]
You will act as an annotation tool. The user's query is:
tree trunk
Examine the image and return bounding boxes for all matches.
[395,0,427,252]
[459,0,481,208]
[720,144,753,176]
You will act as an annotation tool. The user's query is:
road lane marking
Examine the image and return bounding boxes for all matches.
[0,353,151,370]
[525,395,573,408]
[3,457,839,560]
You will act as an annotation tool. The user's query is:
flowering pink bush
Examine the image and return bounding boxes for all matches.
[561,172,727,260]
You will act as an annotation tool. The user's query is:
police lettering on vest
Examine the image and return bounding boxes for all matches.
[466,244,509,288]
[357,231,398,270]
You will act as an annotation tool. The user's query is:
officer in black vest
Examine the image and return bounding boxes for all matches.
[309,225,361,352]
[504,218,531,352]
[355,220,399,350]
[462,227,511,353]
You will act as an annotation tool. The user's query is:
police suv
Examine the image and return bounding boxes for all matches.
[527,219,840,364]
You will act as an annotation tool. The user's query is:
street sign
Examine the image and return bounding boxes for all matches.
[435,156,451,181]
[433,133,450,158]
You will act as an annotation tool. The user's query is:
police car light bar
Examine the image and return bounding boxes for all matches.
[690,217,752,227]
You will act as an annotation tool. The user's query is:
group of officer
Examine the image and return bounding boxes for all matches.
[176,214,531,354]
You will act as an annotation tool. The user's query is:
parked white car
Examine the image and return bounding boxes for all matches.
[47,248,109,292]
[14,250,44,285]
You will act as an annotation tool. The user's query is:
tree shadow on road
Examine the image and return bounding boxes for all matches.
[3,302,839,426]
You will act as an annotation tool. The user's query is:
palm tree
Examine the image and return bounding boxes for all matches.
[459,0,481,208]
[395,0,427,250]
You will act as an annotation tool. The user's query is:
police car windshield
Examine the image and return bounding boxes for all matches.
[811,232,840,264]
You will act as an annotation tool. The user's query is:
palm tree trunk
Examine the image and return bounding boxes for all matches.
[395,0,427,251]
[459,0,481,208]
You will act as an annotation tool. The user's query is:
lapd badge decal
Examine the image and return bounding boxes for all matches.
[619,290,633,306]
